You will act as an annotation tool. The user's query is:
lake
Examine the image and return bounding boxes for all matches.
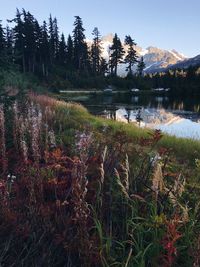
[61,92,200,140]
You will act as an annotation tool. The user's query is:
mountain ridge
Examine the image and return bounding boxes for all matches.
[87,34,188,75]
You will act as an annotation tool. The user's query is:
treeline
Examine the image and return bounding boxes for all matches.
[0,8,200,94]
[143,67,200,96]
[0,9,147,90]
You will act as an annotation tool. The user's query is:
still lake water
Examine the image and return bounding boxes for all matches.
[63,92,200,140]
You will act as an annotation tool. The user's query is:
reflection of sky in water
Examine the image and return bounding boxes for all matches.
[114,108,200,140]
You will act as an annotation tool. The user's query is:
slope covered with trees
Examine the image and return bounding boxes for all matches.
[0,9,200,95]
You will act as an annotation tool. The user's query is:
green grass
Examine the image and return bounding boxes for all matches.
[52,100,200,163]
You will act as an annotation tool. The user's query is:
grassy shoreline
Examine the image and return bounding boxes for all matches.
[51,96,200,162]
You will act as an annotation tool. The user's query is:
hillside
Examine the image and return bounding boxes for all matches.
[1,93,200,266]
[167,54,200,70]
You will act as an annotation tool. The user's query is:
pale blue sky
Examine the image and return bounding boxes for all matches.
[0,0,199,57]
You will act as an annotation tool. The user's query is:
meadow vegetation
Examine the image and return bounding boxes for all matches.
[1,93,200,266]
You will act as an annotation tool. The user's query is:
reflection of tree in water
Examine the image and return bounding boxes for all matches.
[110,109,116,120]
[136,108,143,126]
[103,95,113,105]
[125,108,131,123]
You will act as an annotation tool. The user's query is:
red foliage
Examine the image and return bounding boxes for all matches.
[161,215,182,267]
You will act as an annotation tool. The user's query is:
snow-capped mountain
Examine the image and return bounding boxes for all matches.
[88,34,187,75]
[165,54,200,70]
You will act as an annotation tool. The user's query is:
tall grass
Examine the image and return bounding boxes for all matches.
[0,94,200,266]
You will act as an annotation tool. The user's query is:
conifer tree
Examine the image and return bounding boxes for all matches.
[13,9,25,72]
[5,26,14,64]
[0,21,6,67]
[124,35,137,75]
[137,56,146,76]
[58,33,67,66]
[109,33,124,76]
[23,10,38,72]
[48,14,55,64]
[72,16,88,71]
[34,20,42,66]
[53,17,59,60]
[91,27,102,75]
[40,21,50,76]
[99,57,108,76]
[66,34,73,69]
[0,21,5,52]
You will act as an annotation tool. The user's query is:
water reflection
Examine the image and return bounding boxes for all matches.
[62,92,200,140]
[131,96,139,103]
[155,96,164,103]
[103,95,113,105]
[108,107,200,140]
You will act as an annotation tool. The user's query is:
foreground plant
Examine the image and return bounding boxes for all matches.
[0,94,200,266]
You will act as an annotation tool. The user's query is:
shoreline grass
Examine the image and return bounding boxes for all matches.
[49,94,200,162]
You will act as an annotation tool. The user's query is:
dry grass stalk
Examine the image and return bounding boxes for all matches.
[120,154,130,192]
[151,163,165,200]
[114,168,129,199]
[99,146,107,184]
[168,174,186,209]
[179,203,189,223]
[173,174,185,197]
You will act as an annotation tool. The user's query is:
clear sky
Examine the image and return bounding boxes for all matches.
[0,0,199,57]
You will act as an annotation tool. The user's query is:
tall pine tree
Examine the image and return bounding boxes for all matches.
[48,14,55,65]
[53,17,59,61]
[109,33,124,76]
[40,21,50,76]
[58,33,67,66]
[66,34,73,70]
[91,27,102,75]
[137,56,146,76]
[13,9,25,72]
[72,16,88,71]
[5,26,14,64]
[23,10,38,72]
[0,21,6,67]
[124,35,137,75]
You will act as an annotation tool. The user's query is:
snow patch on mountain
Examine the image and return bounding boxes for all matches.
[86,34,188,74]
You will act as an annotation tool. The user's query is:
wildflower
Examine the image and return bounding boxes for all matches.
[150,152,162,166]
[27,103,43,162]
[76,131,93,151]
[75,131,93,163]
